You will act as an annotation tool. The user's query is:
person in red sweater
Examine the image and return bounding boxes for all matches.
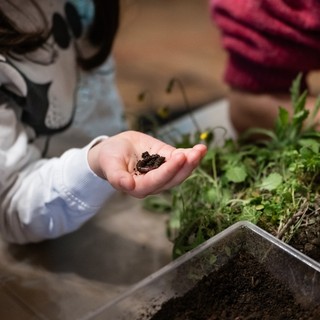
[210,0,320,135]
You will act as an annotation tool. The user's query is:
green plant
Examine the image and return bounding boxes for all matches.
[145,74,320,258]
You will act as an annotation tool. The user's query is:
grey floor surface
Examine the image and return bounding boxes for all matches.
[0,192,172,319]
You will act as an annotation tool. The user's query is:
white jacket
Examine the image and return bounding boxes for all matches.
[0,0,126,243]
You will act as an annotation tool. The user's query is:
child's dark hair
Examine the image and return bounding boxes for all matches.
[0,0,120,70]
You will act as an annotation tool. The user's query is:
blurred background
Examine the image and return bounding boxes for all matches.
[113,0,320,131]
[113,0,228,128]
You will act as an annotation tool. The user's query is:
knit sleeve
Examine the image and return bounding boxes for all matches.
[210,0,320,92]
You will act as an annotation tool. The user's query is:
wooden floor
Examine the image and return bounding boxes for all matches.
[113,0,228,124]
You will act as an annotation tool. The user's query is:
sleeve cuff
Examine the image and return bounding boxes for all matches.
[60,136,115,208]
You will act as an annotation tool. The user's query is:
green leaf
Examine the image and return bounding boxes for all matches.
[240,127,278,141]
[224,246,231,257]
[300,146,314,157]
[290,72,302,106]
[293,91,308,115]
[209,254,217,265]
[275,107,289,139]
[225,165,247,183]
[260,173,283,191]
[238,206,261,223]
[298,139,319,153]
[276,107,289,127]
[206,188,218,203]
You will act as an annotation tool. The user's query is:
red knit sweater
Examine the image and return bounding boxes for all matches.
[210,0,320,92]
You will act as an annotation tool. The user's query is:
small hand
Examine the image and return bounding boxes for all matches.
[229,89,319,135]
[88,130,207,198]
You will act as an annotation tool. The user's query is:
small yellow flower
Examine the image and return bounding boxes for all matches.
[157,106,170,119]
[200,131,209,141]
[199,130,214,145]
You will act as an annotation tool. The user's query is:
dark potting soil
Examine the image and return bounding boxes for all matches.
[145,251,320,320]
[136,151,166,174]
[289,221,320,263]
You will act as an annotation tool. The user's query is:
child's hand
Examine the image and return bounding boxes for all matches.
[229,89,319,135]
[88,131,207,198]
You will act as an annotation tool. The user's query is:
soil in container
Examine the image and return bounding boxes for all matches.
[143,251,320,320]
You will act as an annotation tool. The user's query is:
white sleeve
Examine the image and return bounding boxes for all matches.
[0,103,115,244]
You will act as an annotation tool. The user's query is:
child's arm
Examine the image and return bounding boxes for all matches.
[0,106,206,244]
[0,105,116,243]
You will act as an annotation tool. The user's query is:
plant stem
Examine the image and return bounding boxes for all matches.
[166,78,201,133]
[276,199,308,240]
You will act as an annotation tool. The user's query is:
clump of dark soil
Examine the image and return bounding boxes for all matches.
[289,219,320,263]
[136,151,166,174]
[145,251,320,320]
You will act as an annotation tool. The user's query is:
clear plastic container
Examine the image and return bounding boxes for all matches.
[84,221,320,320]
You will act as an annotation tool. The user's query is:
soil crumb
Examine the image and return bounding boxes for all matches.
[136,151,165,174]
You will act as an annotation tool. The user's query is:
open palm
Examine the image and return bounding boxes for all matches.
[88,131,207,198]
